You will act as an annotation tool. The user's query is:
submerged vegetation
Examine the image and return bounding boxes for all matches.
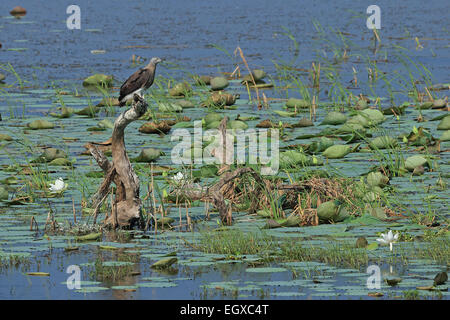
[196,229,276,256]
[89,253,139,282]
[195,229,448,270]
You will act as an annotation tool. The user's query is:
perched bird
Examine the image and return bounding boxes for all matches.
[49,177,66,193]
[118,57,162,106]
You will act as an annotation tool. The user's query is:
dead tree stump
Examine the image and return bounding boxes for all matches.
[87,94,147,228]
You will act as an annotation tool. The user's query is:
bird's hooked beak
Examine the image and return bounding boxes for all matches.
[152,57,163,65]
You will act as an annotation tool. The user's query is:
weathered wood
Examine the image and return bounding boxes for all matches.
[92,188,111,224]
[89,94,147,228]
[86,143,118,209]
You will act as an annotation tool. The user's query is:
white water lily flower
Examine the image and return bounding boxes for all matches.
[172,172,185,183]
[49,177,66,193]
[376,230,399,251]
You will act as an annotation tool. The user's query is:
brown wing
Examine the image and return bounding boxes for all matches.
[119,68,150,101]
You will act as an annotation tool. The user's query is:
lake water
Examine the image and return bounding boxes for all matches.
[1,0,449,87]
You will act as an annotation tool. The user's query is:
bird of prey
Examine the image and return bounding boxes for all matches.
[118,57,162,106]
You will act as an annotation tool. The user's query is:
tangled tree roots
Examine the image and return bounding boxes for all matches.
[174,167,364,227]
[87,94,147,228]
[175,167,266,225]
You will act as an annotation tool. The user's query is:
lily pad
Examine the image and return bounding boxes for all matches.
[439,130,450,141]
[0,134,12,141]
[151,257,177,269]
[323,145,351,159]
[437,116,450,130]
[286,98,309,109]
[245,267,287,273]
[82,74,113,87]
[26,272,50,276]
[321,112,347,125]
[27,119,54,130]
[369,136,398,149]
[405,155,428,171]
[366,172,389,188]
[75,233,102,242]
[210,77,229,91]
[133,148,162,163]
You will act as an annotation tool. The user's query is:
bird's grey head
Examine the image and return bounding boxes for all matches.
[150,57,162,65]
